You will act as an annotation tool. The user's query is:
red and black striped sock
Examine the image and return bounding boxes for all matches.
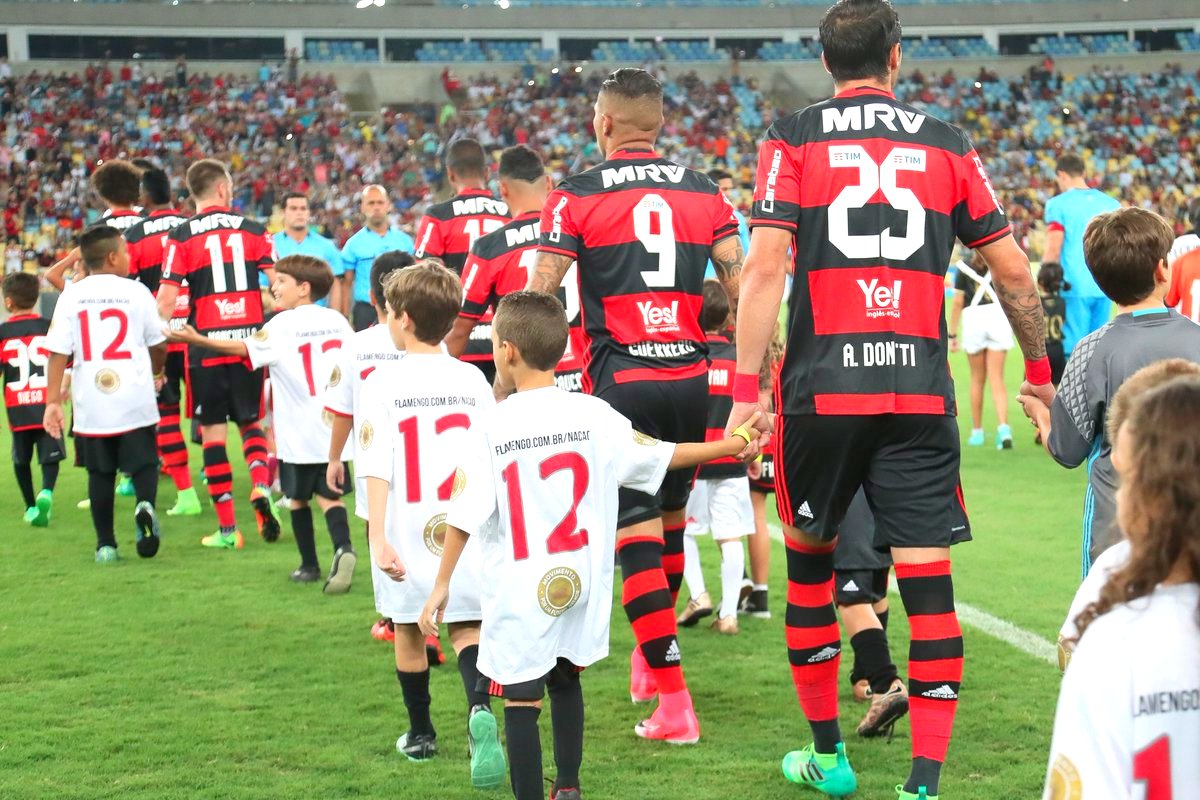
[156,402,192,491]
[202,440,236,531]
[785,537,842,752]
[238,424,271,489]
[618,536,685,694]
[662,520,686,607]
[896,560,962,797]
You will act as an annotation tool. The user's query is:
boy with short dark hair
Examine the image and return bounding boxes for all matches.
[170,254,356,591]
[357,261,505,788]
[1,272,65,526]
[43,225,167,563]
[46,159,145,291]
[1019,207,1200,574]
[419,291,764,800]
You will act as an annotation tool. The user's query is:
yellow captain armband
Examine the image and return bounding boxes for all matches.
[732,426,753,446]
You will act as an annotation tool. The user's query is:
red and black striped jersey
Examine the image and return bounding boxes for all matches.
[538,148,740,393]
[751,86,1011,417]
[414,189,509,274]
[460,210,583,378]
[101,209,144,233]
[126,209,190,353]
[161,206,274,367]
[0,313,51,431]
[697,333,744,479]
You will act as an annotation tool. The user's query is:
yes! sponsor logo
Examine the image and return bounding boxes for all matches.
[858,278,902,320]
[637,299,680,334]
[214,297,247,320]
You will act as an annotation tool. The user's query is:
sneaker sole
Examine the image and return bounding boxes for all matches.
[252,494,281,542]
[166,505,202,517]
[999,440,1013,450]
[677,607,713,628]
[468,711,507,789]
[857,696,910,738]
[634,724,700,745]
[134,505,161,559]
[323,551,356,595]
[630,690,657,704]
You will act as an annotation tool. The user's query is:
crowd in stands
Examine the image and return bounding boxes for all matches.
[2,59,1197,275]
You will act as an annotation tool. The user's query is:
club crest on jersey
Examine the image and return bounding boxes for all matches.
[538,566,583,617]
[321,408,335,429]
[450,468,467,500]
[632,431,659,447]
[252,328,269,341]
[423,513,448,556]
[94,368,120,394]
[1046,755,1081,800]
[359,420,374,450]
[328,365,341,387]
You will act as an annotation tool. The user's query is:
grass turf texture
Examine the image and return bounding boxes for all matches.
[0,353,1085,799]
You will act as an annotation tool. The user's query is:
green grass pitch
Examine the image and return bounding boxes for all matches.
[0,353,1085,799]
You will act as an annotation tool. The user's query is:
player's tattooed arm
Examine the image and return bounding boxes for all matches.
[526,251,574,295]
[977,234,1047,361]
[710,235,744,313]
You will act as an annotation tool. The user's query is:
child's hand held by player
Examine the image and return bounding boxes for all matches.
[418,584,449,638]
[166,324,203,345]
[43,402,65,439]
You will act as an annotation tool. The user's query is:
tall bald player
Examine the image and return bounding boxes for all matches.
[528,68,745,745]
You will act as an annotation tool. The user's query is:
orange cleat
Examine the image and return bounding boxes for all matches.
[371,618,395,642]
[425,633,446,666]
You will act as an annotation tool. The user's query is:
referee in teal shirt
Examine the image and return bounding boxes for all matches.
[270,192,344,310]
[341,185,415,330]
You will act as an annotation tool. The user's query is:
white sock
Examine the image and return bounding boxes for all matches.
[682,534,706,600]
[719,540,746,619]
[753,583,768,592]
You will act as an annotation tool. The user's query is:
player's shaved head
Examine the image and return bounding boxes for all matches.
[597,69,664,136]
[186,159,232,201]
[446,139,488,181]
[362,184,388,201]
[79,225,125,273]
[498,146,544,184]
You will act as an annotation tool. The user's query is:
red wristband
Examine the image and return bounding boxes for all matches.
[733,372,760,404]
[1025,357,1052,386]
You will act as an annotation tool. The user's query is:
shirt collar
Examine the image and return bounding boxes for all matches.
[833,85,896,100]
[608,148,658,161]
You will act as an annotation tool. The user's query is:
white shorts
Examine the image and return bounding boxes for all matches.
[684,476,754,540]
[354,472,368,521]
[961,303,1013,355]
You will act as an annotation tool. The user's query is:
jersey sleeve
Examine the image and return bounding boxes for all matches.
[354,379,392,483]
[1044,195,1065,234]
[160,229,187,285]
[255,229,276,272]
[1059,540,1130,643]
[460,252,497,321]
[603,404,675,495]
[446,413,499,537]
[322,342,354,417]
[43,291,75,357]
[712,191,741,244]
[244,315,284,369]
[341,240,358,276]
[414,215,444,259]
[954,133,1011,248]
[1043,626,1132,799]
[323,238,344,277]
[1047,331,1105,468]
[539,189,580,260]
[750,120,803,231]
[139,285,167,348]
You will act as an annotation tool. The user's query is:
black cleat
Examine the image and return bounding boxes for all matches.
[290,566,321,583]
[396,731,437,761]
[739,589,770,619]
[134,501,161,558]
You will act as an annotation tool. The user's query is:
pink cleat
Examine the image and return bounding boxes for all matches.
[634,689,700,745]
[630,646,658,703]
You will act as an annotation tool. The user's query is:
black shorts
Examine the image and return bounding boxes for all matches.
[76,425,158,474]
[478,658,582,702]
[834,568,890,606]
[464,358,496,388]
[157,351,187,407]
[190,363,265,426]
[775,414,971,549]
[749,450,775,494]
[832,489,892,571]
[11,428,66,466]
[598,374,707,527]
[280,461,351,503]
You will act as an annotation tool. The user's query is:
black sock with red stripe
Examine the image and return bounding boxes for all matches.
[618,537,685,693]
[661,520,686,607]
[897,560,962,797]
[548,670,583,791]
[238,424,271,488]
[504,705,543,800]
[157,402,192,491]
[785,537,842,753]
[202,440,236,531]
[396,668,435,738]
[455,644,490,711]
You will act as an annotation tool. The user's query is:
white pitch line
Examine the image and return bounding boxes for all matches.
[767,524,1058,666]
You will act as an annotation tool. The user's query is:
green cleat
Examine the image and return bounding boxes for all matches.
[116,475,136,497]
[32,490,53,527]
[76,498,91,510]
[896,786,937,800]
[201,530,245,550]
[467,705,506,789]
[782,742,857,797]
[23,506,38,525]
[166,487,202,517]
[95,545,120,564]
